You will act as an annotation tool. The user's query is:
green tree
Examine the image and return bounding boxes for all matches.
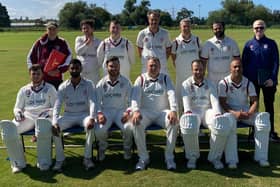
[176,8,193,23]
[58,1,89,28]
[132,0,151,25]
[0,3,10,27]
[207,0,273,26]
[58,1,111,29]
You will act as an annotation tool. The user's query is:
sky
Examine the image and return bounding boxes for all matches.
[1,0,279,20]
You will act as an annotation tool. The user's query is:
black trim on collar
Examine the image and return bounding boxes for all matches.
[109,38,122,47]
[107,80,119,87]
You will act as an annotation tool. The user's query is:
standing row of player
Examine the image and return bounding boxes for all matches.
[26,11,279,143]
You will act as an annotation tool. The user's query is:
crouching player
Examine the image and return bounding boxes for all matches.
[218,59,270,167]
[180,59,237,169]
[52,59,96,171]
[95,56,133,161]
[130,57,178,171]
[0,64,57,173]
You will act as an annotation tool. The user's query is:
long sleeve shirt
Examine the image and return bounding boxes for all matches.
[53,78,96,124]
[95,75,132,112]
[14,82,57,119]
[181,76,221,115]
[242,35,279,85]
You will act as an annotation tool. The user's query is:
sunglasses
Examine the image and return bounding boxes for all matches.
[254,26,264,30]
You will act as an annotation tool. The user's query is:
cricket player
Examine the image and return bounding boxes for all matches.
[27,21,72,89]
[0,64,57,173]
[136,10,172,74]
[97,20,135,79]
[180,59,237,169]
[218,59,271,167]
[75,19,102,85]
[130,57,178,171]
[200,21,240,85]
[171,18,201,113]
[52,59,96,171]
[95,56,133,161]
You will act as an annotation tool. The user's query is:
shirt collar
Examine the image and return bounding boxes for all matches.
[30,81,45,92]
[109,36,122,44]
[178,33,193,43]
[106,75,121,86]
[191,76,205,87]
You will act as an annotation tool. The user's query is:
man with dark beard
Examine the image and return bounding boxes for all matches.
[200,21,240,86]
[52,59,96,171]
[94,56,133,161]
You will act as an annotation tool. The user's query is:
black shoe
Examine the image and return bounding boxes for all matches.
[270,132,280,142]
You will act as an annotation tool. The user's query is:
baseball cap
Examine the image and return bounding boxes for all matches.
[46,21,58,28]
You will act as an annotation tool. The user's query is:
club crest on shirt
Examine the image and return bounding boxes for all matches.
[144,37,149,43]
[121,44,125,49]
[103,84,108,92]
[190,84,195,92]
[55,45,60,50]
[26,89,31,97]
[263,44,268,49]
[230,86,234,93]
[160,37,164,42]
[250,45,254,51]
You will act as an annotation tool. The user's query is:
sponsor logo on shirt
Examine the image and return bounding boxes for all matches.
[104,93,122,98]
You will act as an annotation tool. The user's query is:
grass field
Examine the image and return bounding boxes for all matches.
[0,29,279,186]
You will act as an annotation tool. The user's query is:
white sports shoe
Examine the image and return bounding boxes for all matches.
[228,162,237,169]
[259,160,270,167]
[98,149,106,161]
[166,159,176,170]
[52,160,64,172]
[187,158,197,169]
[83,158,95,170]
[124,149,132,160]
[211,159,224,169]
[135,159,149,171]
[37,163,50,171]
[12,166,22,173]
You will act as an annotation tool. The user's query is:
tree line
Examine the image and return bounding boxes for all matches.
[1,0,280,29]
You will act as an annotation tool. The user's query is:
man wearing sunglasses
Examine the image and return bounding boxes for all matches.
[242,20,279,142]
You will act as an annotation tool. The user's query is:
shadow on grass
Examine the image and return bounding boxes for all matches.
[17,132,280,182]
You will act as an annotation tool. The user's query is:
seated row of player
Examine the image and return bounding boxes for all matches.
[0,56,270,173]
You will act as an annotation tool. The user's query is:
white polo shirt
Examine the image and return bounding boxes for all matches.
[171,34,201,81]
[200,36,240,83]
[136,27,172,73]
[96,75,132,112]
[181,76,221,115]
[218,75,256,112]
[131,73,177,112]
[53,78,96,124]
[75,35,101,73]
[97,37,135,79]
[14,82,57,118]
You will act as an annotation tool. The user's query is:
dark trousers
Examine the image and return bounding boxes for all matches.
[253,81,277,134]
[46,79,63,90]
